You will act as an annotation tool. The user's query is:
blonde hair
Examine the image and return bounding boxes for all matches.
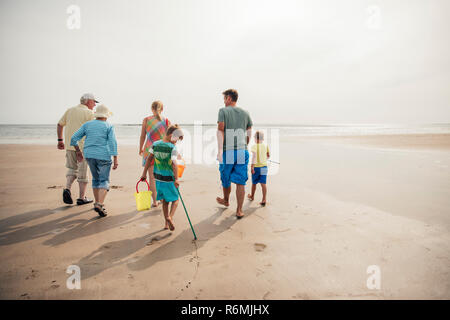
[151,100,163,121]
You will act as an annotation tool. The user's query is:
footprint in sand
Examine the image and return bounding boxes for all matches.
[110,185,124,190]
[254,243,267,252]
[47,185,63,189]
[25,269,39,280]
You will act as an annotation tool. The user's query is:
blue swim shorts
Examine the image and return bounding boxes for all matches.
[219,149,249,188]
[252,166,268,184]
[156,180,179,203]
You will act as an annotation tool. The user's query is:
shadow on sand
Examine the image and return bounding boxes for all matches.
[77,204,260,280]
[0,206,161,247]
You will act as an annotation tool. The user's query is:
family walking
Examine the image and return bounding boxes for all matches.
[56,89,270,229]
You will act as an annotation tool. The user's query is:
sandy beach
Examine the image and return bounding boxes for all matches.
[0,134,449,299]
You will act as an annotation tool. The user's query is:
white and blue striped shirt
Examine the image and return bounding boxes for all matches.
[70,119,118,161]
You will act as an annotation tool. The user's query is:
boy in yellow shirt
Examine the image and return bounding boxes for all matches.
[248,131,270,206]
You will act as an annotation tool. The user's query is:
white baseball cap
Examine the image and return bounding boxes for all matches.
[81,93,99,103]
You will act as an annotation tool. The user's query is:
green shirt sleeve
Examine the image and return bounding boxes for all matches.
[247,112,253,129]
[218,108,225,123]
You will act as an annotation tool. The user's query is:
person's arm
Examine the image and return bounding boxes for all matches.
[139,118,146,156]
[217,109,225,162]
[246,113,253,145]
[251,151,256,174]
[74,145,84,162]
[141,153,154,180]
[246,127,252,146]
[267,145,270,159]
[57,110,67,150]
[57,124,64,150]
[171,147,179,187]
[171,160,179,188]
[217,122,225,162]
[70,125,86,162]
[108,125,119,170]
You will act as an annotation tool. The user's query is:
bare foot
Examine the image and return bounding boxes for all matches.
[216,197,230,207]
[164,221,169,230]
[166,218,175,231]
[247,194,254,201]
[236,211,244,219]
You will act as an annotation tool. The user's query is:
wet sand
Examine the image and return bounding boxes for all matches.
[0,134,449,299]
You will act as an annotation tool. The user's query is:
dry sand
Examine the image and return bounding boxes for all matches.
[0,134,449,299]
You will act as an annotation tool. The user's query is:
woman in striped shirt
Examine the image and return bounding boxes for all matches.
[139,101,171,207]
[71,105,118,217]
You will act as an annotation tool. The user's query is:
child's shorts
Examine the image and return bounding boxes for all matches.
[86,158,112,190]
[156,180,179,202]
[252,166,268,184]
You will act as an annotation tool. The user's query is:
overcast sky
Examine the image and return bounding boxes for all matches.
[0,0,449,125]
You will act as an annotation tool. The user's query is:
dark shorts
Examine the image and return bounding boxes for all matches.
[219,149,249,187]
[252,166,268,184]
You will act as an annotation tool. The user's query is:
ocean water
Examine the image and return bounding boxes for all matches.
[0,123,449,146]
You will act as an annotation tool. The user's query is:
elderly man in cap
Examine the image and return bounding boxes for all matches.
[57,93,97,205]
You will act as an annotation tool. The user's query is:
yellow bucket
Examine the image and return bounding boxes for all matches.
[134,180,152,211]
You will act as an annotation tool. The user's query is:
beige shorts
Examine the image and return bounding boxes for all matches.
[65,150,88,183]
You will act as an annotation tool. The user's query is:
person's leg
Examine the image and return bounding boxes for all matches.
[78,182,88,199]
[66,175,76,190]
[260,183,267,205]
[96,159,112,205]
[230,149,249,217]
[162,200,169,219]
[97,188,108,205]
[217,186,231,206]
[217,150,233,207]
[92,188,100,203]
[162,200,174,230]
[259,166,268,206]
[169,199,179,217]
[86,158,99,205]
[77,158,90,201]
[164,200,178,231]
[148,164,158,207]
[248,184,256,200]
[236,184,245,217]
[64,150,78,204]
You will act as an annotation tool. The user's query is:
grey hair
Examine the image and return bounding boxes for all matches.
[80,97,89,105]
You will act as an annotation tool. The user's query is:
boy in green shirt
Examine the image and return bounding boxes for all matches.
[140,125,183,230]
